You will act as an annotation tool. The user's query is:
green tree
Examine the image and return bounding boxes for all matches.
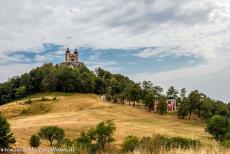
[29,134,40,147]
[93,120,116,150]
[143,92,155,112]
[130,84,141,106]
[188,90,200,119]
[15,86,26,99]
[76,120,116,151]
[200,98,212,121]
[180,88,187,99]
[207,115,229,141]
[157,96,167,115]
[166,86,178,98]
[0,115,16,148]
[38,126,65,146]
[178,97,189,119]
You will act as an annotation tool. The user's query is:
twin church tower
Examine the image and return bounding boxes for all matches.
[65,47,83,68]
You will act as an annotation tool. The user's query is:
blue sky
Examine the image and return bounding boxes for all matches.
[0,0,230,102]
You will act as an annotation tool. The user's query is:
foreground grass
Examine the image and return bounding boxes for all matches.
[0,93,218,153]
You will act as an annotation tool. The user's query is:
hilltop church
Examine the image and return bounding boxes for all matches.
[64,48,83,68]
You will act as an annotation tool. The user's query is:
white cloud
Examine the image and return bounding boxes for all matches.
[0,0,230,101]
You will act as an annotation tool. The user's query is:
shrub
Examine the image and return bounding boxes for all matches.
[207,115,229,141]
[122,135,139,153]
[0,115,16,148]
[222,139,230,148]
[29,134,40,147]
[38,126,65,146]
[25,98,32,104]
[138,135,162,153]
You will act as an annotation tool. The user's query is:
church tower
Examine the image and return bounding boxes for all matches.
[64,47,82,68]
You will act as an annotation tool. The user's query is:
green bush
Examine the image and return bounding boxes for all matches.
[207,115,229,141]
[221,139,230,148]
[122,135,139,153]
[29,134,40,147]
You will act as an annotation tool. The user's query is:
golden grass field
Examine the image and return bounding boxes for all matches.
[0,93,228,153]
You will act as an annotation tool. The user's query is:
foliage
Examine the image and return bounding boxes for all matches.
[207,115,230,142]
[74,120,116,153]
[160,136,202,150]
[38,126,65,146]
[121,134,202,153]
[122,135,139,153]
[29,134,40,147]
[157,96,167,115]
[0,115,16,148]
[178,97,189,119]
[143,92,155,112]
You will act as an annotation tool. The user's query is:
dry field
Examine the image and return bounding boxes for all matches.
[0,93,221,153]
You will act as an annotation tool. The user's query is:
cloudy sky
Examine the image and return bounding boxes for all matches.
[0,0,230,102]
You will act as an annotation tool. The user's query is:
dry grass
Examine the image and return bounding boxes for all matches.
[0,93,218,153]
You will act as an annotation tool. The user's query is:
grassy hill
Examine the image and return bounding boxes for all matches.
[0,93,215,150]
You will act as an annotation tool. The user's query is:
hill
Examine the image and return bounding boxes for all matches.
[0,92,213,150]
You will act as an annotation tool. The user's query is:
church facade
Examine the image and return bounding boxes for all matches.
[64,48,83,68]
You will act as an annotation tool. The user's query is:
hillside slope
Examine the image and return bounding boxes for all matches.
[0,93,213,149]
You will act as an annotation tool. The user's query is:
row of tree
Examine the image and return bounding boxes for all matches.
[0,63,229,120]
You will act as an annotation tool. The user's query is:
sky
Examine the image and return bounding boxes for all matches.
[0,0,230,102]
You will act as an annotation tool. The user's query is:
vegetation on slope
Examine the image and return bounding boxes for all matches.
[0,63,230,148]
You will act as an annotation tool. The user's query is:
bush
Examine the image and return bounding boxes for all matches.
[122,135,139,153]
[222,139,230,148]
[38,126,65,146]
[0,115,16,148]
[139,135,162,153]
[25,98,32,104]
[29,134,40,147]
[207,115,229,141]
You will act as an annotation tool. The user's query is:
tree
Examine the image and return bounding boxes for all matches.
[207,115,229,141]
[143,92,155,112]
[29,134,40,147]
[0,115,16,148]
[188,90,200,119]
[180,88,187,99]
[38,126,65,146]
[166,86,178,98]
[76,120,116,151]
[15,86,26,99]
[200,98,212,121]
[178,97,189,119]
[142,81,153,98]
[157,96,167,115]
[93,120,116,150]
[130,84,141,106]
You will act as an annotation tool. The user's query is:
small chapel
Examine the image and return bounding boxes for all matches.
[65,48,83,68]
